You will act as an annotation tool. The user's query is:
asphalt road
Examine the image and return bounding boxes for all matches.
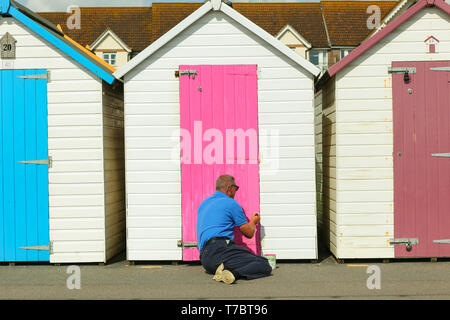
[1,250,450,300]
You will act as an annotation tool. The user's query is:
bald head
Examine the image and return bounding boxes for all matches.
[216,174,235,191]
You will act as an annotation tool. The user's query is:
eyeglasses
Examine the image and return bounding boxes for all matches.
[232,184,239,191]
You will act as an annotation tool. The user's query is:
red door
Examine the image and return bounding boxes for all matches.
[179,65,261,261]
[393,61,450,257]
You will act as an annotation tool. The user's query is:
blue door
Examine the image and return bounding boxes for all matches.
[0,69,49,262]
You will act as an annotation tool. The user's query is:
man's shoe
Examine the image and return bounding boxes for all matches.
[213,263,235,284]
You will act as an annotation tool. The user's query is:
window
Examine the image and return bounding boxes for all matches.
[309,50,328,72]
[340,49,353,59]
[103,52,117,66]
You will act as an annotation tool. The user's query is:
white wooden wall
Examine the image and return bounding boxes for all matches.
[0,17,108,263]
[124,11,317,260]
[333,7,450,258]
[314,91,324,246]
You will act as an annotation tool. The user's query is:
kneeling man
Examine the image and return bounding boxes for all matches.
[196,174,272,284]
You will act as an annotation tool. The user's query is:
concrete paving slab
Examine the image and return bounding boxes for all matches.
[1,250,450,300]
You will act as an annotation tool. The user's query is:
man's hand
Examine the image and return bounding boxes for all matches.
[239,212,261,239]
[251,212,260,225]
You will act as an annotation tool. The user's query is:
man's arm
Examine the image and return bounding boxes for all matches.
[239,213,260,239]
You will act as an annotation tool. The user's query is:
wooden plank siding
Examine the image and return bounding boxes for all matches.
[0,17,109,263]
[333,7,450,258]
[317,77,337,256]
[125,11,317,260]
[102,81,126,262]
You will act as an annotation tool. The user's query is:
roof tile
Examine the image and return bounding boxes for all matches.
[38,1,400,53]
[39,7,153,52]
[234,3,329,48]
[322,1,398,46]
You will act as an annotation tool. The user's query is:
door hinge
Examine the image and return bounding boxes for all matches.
[18,156,52,168]
[431,153,450,158]
[17,71,50,81]
[430,67,450,72]
[433,239,450,244]
[175,70,197,79]
[177,240,198,248]
[19,241,53,255]
[389,238,419,251]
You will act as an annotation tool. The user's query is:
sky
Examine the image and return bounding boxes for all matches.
[17,0,319,12]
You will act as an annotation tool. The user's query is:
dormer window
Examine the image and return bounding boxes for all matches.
[90,29,132,68]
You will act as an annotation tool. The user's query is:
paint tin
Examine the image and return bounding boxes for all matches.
[264,254,276,270]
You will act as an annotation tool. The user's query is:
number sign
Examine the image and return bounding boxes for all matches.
[1,32,16,59]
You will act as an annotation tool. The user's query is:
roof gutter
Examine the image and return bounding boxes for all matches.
[319,2,332,48]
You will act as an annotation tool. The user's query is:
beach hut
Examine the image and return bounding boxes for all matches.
[315,0,450,260]
[0,0,125,263]
[115,0,321,262]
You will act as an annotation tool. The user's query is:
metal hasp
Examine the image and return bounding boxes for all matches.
[388,67,417,74]
[388,67,416,83]
[431,153,450,158]
[430,67,450,71]
[17,71,49,80]
[433,239,450,244]
[389,238,419,252]
[19,242,53,254]
[175,70,198,79]
[18,156,52,168]
[177,240,198,248]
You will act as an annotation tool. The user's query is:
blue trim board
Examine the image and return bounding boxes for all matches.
[3,2,115,84]
[0,0,10,14]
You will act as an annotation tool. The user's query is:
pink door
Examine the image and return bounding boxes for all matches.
[179,65,260,261]
[393,61,450,257]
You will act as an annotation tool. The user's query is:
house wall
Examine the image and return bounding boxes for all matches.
[334,7,450,258]
[328,49,340,68]
[0,17,107,263]
[102,81,126,262]
[124,11,317,261]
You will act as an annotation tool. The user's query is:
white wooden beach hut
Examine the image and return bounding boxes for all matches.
[315,0,450,260]
[115,0,321,262]
[0,0,125,263]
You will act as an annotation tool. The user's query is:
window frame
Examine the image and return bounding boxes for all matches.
[103,52,117,66]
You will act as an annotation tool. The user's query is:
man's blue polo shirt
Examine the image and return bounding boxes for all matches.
[196,191,248,252]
